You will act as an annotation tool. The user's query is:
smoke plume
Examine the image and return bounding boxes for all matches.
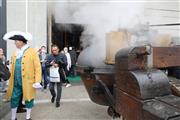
[54,0,148,67]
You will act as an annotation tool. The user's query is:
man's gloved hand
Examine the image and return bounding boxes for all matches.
[32,82,42,89]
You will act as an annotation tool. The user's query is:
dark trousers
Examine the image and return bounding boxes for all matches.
[42,64,49,89]
[49,82,62,103]
[18,94,23,108]
[69,65,76,77]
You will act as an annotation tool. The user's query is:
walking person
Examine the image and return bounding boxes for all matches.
[63,47,72,87]
[0,48,9,92]
[1,50,27,113]
[46,45,66,107]
[0,48,10,91]
[39,46,49,89]
[0,48,26,113]
[69,46,77,77]
[3,31,42,120]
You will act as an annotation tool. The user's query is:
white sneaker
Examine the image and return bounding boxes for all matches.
[66,84,71,88]
[62,83,67,86]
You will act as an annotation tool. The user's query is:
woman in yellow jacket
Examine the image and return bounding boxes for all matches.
[3,31,42,120]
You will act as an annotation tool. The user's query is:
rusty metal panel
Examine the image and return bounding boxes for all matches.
[153,47,180,68]
[79,69,110,106]
[115,70,171,100]
[156,95,180,110]
[115,46,180,70]
[115,71,141,98]
[115,89,143,120]
[143,99,180,120]
[78,66,114,106]
[131,70,171,99]
[115,47,150,70]
[169,79,180,96]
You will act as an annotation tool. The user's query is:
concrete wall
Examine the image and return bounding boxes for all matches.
[6,0,47,60]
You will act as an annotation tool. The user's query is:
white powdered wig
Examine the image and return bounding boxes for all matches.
[3,31,32,41]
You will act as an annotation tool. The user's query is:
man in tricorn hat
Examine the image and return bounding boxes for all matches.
[3,31,42,120]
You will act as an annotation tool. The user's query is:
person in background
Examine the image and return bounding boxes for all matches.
[59,50,67,85]
[63,47,72,87]
[0,48,10,92]
[0,48,5,63]
[0,48,6,92]
[39,46,49,90]
[0,48,26,113]
[3,31,42,120]
[69,46,77,77]
[46,45,66,108]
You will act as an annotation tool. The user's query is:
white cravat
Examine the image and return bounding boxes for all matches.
[16,44,29,59]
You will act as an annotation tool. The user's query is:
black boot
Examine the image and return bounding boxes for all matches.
[17,95,26,113]
[17,107,26,113]
[56,102,60,108]
[26,118,32,120]
[51,96,55,103]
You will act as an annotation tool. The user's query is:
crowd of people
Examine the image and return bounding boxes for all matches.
[38,45,77,89]
[0,31,77,120]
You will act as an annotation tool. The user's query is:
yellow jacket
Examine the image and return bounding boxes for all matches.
[6,48,42,101]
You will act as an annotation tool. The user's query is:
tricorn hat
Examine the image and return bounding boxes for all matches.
[3,31,32,41]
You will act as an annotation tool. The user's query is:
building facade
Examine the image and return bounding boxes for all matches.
[6,0,47,60]
[3,0,180,60]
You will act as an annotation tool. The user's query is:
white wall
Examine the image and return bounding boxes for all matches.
[6,0,47,60]
[6,0,26,60]
[144,1,180,38]
[28,1,47,50]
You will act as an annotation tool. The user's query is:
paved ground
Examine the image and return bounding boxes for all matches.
[2,83,121,120]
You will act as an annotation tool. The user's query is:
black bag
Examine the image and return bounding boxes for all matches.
[0,62,10,81]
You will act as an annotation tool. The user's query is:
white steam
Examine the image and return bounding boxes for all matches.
[54,0,147,67]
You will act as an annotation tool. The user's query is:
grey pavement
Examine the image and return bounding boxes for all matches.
[2,83,121,120]
[0,92,10,119]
